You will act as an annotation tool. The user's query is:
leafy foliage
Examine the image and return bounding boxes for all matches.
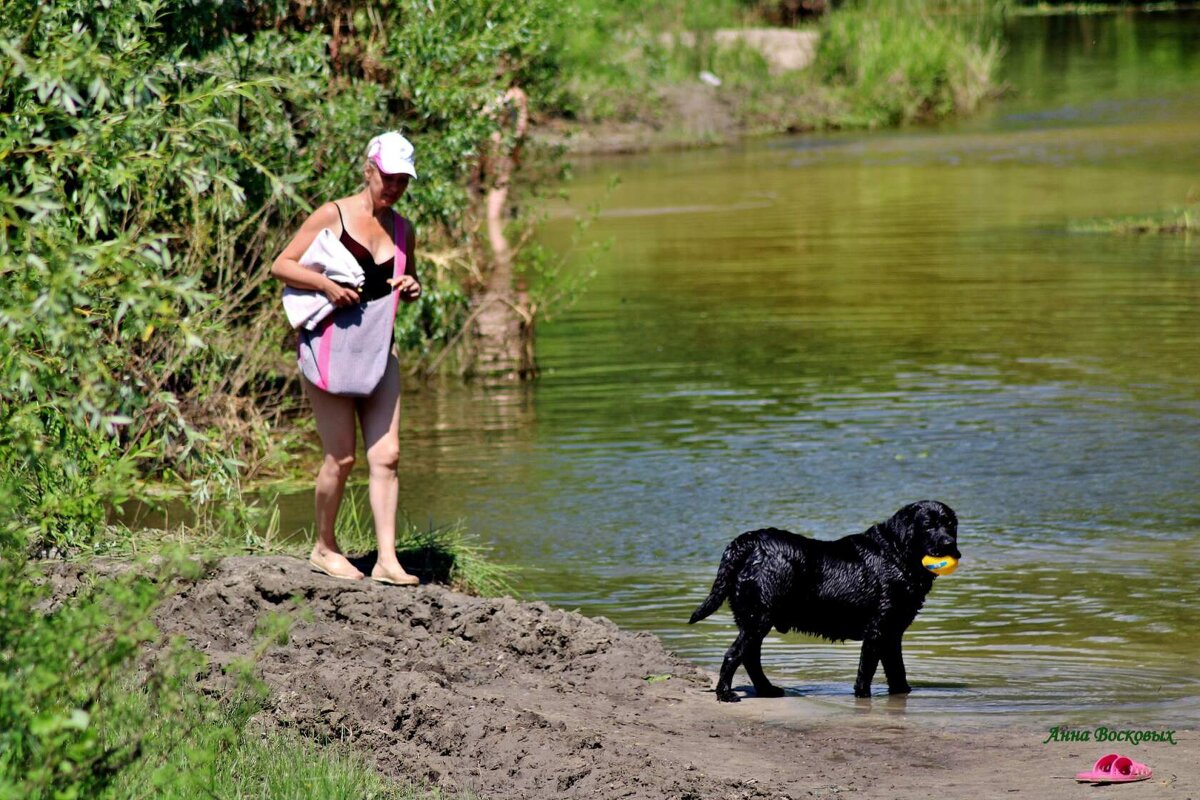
[0,553,210,799]
[549,0,1004,131]
[0,1,558,794]
[0,0,569,551]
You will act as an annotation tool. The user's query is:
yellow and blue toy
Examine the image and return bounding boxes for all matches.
[922,555,959,576]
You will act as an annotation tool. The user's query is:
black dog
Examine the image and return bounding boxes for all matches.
[689,500,960,702]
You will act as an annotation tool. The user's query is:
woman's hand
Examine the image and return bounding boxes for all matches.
[323,278,361,308]
[389,274,422,302]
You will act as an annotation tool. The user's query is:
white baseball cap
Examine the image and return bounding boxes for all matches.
[366,131,417,178]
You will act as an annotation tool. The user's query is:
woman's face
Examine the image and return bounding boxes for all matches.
[366,162,410,206]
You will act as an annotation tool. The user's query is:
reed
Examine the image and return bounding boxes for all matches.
[1069,203,1200,235]
[331,499,516,597]
[814,0,1007,126]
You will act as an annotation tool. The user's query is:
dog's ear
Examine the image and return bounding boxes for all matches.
[885,503,922,549]
[888,500,954,551]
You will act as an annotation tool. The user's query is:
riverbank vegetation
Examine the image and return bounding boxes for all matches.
[1070,201,1200,235]
[1014,1,1200,14]
[1,0,570,554]
[551,0,1008,149]
[0,0,1020,567]
[1,3,544,793]
[1,550,456,799]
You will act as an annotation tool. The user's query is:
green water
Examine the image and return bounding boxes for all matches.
[282,12,1200,722]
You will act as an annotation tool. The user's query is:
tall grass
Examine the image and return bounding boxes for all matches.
[330,500,516,597]
[552,0,1007,132]
[93,498,513,596]
[815,0,1006,126]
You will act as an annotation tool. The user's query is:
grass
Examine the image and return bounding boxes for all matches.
[330,500,516,598]
[99,673,464,800]
[812,0,1005,127]
[554,0,1007,141]
[1012,2,1200,15]
[91,491,514,598]
[28,505,505,799]
[154,729,438,800]
[1069,203,1200,235]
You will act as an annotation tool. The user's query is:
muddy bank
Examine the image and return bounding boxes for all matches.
[535,85,745,157]
[535,77,845,157]
[124,557,1196,798]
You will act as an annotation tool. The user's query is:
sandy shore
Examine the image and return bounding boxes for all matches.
[96,556,1196,799]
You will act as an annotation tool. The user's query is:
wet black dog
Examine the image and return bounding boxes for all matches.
[689,500,960,702]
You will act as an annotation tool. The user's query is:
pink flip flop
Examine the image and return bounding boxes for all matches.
[1076,753,1121,782]
[1075,753,1152,784]
[1107,756,1152,783]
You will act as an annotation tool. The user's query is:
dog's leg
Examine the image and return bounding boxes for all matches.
[716,630,751,702]
[880,638,911,695]
[743,624,784,698]
[854,640,880,698]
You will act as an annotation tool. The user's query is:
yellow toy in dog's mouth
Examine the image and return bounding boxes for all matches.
[922,555,959,576]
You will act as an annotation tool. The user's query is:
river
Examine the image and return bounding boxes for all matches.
[286,11,1200,723]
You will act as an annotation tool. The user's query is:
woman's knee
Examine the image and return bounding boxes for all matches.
[367,442,400,474]
[322,453,356,479]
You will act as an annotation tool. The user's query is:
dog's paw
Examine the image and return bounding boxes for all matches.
[887,683,912,696]
[716,689,741,703]
[755,685,785,698]
[853,686,872,699]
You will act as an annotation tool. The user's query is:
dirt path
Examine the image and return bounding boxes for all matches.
[151,557,1195,799]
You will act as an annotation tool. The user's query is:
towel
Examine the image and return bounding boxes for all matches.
[282,228,366,330]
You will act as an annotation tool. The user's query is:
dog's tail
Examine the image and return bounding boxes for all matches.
[688,532,758,624]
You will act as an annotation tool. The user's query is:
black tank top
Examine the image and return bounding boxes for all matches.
[335,203,394,301]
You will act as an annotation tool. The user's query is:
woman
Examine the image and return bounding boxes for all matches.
[271,132,422,585]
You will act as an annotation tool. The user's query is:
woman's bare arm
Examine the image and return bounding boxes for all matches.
[271,202,360,306]
[390,217,421,302]
[402,219,420,302]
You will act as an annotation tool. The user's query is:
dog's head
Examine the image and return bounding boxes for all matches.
[888,500,960,564]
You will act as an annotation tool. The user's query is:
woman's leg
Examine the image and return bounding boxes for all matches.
[358,355,417,583]
[302,373,363,579]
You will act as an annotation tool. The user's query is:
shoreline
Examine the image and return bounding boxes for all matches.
[61,555,1196,799]
[540,3,1200,159]
[534,88,764,158]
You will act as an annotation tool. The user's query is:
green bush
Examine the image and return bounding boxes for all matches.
[0,552,210,799]
[0,1,558,789]
[1,0,240,549]
[0,0,571,552]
